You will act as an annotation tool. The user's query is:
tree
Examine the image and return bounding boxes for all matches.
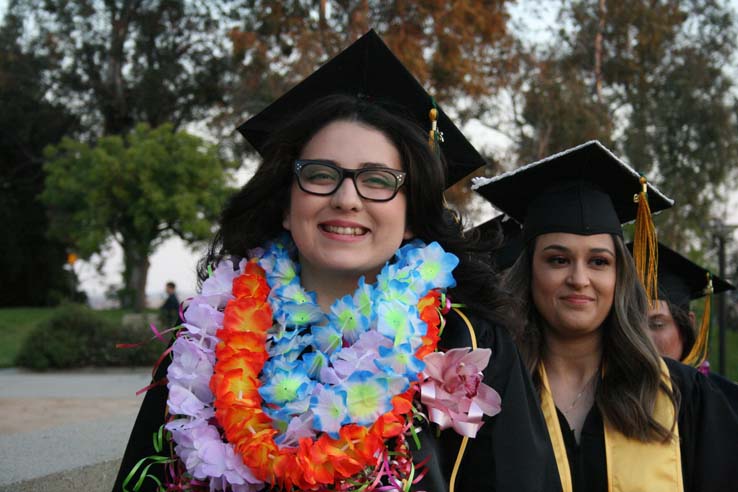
[512,0,738,251]
[7,0,235,136]
[227,0,518,135]
[0,13,81,306]
[42,124,238,310]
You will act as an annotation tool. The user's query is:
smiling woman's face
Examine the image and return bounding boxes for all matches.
[531,232,617,337]
[282,120,412,283]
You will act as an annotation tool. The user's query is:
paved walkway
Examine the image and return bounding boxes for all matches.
[0,368,152,491]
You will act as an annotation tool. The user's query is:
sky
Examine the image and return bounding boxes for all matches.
[3,0,738,306]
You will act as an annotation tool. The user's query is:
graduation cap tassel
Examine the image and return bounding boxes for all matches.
[683,273,713,368]
[633,176,659,307]
[428,99,443,156]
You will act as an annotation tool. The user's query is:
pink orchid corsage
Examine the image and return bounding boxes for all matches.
[420,347,502,438]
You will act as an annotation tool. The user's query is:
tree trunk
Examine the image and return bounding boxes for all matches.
[594,0,606,102]
[104,0,136,135]
[348,0,369,41]
[122,242,150,312]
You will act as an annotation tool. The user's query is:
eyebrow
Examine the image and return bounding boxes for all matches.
[359,161,399,170]
[306,159,399,171]
[541,244,616,257]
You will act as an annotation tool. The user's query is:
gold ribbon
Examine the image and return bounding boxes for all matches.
[449,307,477,492]
[538,359,682,492]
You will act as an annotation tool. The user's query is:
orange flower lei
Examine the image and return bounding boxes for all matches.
[210,259,443,490]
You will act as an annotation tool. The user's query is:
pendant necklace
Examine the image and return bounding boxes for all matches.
[564,371,598,413]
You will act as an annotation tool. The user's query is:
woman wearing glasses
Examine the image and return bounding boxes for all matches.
[114,31,558,492]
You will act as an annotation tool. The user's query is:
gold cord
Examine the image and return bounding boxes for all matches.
[449,308,477,492]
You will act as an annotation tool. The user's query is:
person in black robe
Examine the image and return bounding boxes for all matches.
[474,141,738,492]
[159,281,181,329]
[112,30,559,492]
[635,241,738,416]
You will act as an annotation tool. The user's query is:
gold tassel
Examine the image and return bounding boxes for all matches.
[683,273,713,367]
[428,98,443,156]
[633,176,659,307]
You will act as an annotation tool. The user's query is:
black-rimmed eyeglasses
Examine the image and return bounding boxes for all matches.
[294,160,406,202]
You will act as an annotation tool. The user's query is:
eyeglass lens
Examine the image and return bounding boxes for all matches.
[297,162,402,201]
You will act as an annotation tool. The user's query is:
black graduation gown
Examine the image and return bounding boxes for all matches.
[112,309,560,492]
[707,371,738,417]
[554,358,738,492]
[413,309,560,491]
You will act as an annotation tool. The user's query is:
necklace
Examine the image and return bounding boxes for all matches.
[563,372,598,413]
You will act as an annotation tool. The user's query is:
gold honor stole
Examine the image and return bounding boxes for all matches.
[538,360,683,492]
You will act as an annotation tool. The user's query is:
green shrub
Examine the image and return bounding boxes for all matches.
[15,303,166,370]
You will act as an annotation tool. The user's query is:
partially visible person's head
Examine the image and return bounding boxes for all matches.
[647,299,696,360]
[637,241,736,365]
[166,282,176,293]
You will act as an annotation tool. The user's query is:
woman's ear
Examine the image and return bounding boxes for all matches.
[403,227,413,240]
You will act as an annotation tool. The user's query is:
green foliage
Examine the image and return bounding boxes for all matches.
[41,123,237,309]
[517,62,614,162]
[7,0,233,136]
[42,123,235,255]
[14,304,164,370]
[0,308,58,367]
[513,0,738,253]
[0,13,81,306]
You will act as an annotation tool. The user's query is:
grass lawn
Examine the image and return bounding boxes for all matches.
[0,308,57,367]
[0,306,136,368]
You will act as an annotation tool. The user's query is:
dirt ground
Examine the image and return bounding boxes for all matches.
[0,397,142,434]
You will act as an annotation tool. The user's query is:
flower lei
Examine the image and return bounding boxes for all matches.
[133,235,500,492]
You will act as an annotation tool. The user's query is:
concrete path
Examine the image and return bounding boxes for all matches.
[0,368,153,491]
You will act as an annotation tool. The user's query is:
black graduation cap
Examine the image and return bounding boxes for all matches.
[471,140,674,243]
[237,29,487,187]
[648,242,735,310]
[629,241,736,367]
[471,214,524,270]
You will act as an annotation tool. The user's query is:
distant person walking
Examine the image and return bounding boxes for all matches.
[159,281,180,328]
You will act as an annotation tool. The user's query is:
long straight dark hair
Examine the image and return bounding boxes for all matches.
[200,94,515,329]
[505,234,678,442]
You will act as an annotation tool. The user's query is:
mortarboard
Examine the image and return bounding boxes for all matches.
[237,29,487,187]
[472,140,674,302]
[629,241,736,367]
[652,242,735,308]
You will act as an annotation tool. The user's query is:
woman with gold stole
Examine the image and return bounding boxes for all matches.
[112,31,560,492]
[473,141,738,492]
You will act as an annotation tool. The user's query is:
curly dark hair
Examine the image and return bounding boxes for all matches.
[199,94,515,328]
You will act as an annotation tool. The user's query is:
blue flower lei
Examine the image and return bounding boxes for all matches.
[255,234,460,443]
